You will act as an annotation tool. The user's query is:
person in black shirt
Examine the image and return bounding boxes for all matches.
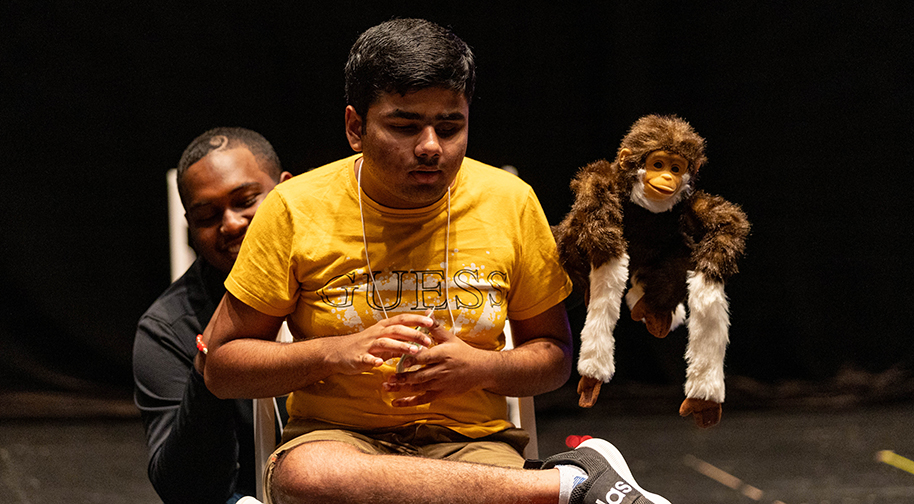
[133,127,291,504]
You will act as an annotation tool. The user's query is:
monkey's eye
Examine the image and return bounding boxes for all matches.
[671,166,681,173]
[653,162,664,169]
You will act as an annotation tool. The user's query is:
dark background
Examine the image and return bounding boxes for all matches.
[2,2,912,412]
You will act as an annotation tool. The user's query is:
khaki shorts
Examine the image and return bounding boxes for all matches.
[262,419,530,503]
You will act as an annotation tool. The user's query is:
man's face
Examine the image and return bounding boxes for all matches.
[183,147,280,274]
[346,87,469,208]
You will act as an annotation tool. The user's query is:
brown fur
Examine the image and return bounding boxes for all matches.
[617,114,707,176]
[554,114,749,301]
[553,114,751,424]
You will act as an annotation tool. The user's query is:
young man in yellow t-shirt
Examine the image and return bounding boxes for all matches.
[201,18,671,504]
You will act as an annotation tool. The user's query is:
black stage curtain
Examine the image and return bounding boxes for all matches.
[2,2,912,411]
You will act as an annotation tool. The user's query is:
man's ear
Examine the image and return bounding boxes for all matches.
[345,105,364,152]
[279,171,293,183]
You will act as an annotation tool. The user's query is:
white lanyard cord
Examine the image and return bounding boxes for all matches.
[356,158,455,328]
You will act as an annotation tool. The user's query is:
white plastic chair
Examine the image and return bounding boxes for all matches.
[166,169,195,282]
[252,325,292,501]
[503,323,539,460]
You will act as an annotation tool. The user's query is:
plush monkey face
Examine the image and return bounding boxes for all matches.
[642,150,688,201]
[621,147,693,213]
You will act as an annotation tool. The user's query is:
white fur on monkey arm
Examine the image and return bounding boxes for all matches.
[684,271,730,403]
[577,254,629,383]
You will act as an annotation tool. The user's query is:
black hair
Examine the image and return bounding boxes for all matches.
[175,127,282,204]
[344,18,476,118]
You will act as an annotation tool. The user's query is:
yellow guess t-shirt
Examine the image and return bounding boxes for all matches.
[226,155,571,438]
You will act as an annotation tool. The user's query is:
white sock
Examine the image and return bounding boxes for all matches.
[556,464,588,504]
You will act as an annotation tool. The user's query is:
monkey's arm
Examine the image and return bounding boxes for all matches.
[686,192,750,283]
[566,161,627,266]
[553,161,627,285]
[681,192,750,427]
[577,254,629,407]
[682,271,729,427]
[553,161,629,407]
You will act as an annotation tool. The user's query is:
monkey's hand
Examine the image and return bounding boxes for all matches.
[630,298,672,339]
[577,376,602,408]
[679,397,722,428]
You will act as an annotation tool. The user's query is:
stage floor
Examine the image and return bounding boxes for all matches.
[2,388,912,504]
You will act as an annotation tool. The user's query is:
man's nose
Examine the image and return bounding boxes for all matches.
[415,126,442,159]
[220,209,248,235]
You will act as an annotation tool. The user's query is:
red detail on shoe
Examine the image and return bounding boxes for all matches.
[565,435,593,448]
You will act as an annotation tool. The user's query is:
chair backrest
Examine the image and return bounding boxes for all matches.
[253,323,293,501]
[166,169,196,282]
[252,397,278,502]
[503,322,539,461]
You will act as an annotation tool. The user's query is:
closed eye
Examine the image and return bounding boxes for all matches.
[237,195,260,209]
[436,124,462,138]
[189,212,219,227]
[389,123,420,134]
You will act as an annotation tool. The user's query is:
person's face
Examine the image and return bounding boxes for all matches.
[345,87,469,208]
[183,147,285,274]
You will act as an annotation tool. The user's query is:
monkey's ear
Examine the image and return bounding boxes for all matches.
[618,148,633,163]
[692,161,702,174]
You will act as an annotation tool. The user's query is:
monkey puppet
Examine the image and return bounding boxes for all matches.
[553,114,750,428]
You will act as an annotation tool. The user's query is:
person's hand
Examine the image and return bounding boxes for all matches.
[329,313,435,375]
[381,314,488,406]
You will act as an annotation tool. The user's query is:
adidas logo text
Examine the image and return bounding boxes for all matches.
[596,480,634,504]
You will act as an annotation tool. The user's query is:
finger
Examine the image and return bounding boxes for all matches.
[384,312,435,332]
[360,354,384,368]
[382,378,421,394]
[577,377,601,408]
[379,323,434,348]
[426,317,453,344]
[397,344,443,368]
[370,337,429,363]
[679,399,693,417]
[384,367,431,387]
[394,353,425,373]
[390,390,440,407]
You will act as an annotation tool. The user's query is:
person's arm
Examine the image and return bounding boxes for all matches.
[133,316,243,504]
[382,301,573,406]
[202,292,437,399]
[497,301,573,395]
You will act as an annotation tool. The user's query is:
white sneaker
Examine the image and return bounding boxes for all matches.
[537,437,671,504]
